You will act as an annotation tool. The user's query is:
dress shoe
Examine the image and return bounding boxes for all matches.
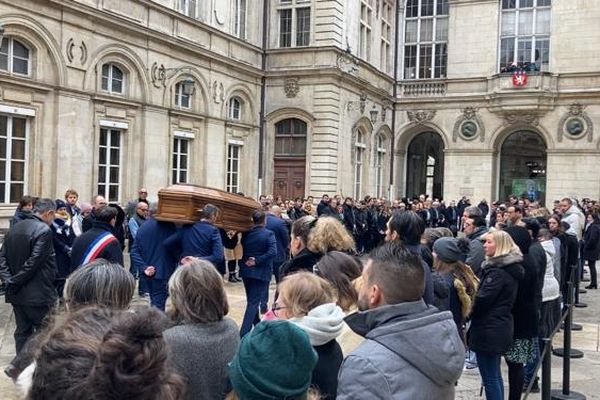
[585,284,597,289]
[228,274,241,283]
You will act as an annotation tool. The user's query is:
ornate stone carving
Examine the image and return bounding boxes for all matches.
[502,113,539,126]
[407,110,436,124]
[336,51,359,75]
[212,80,225,103]
[558,103,593,142]
[66,38,87,65]
[453,107,485,142]
[346,92,367,114]
[283,78,300,98]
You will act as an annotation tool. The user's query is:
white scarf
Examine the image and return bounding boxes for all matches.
[289,303,345,346]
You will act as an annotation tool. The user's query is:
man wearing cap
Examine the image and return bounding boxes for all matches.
[337,241,464,399]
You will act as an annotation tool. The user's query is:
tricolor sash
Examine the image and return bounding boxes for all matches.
[81,231,118,265]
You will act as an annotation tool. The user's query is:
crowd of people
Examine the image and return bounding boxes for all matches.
[0,187,599,399]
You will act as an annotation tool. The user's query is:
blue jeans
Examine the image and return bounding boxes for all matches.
[241,277,269,337]
[476,351,504,400]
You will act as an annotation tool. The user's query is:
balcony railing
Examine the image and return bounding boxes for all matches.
[400,80,447,97]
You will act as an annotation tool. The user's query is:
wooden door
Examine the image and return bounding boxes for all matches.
[273,158,306,200]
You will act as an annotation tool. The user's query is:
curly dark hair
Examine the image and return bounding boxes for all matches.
[28,306,184,400]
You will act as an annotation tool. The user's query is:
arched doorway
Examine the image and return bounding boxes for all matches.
[273,118,307,200]
[499,130,547,204]
[406,132,444,199]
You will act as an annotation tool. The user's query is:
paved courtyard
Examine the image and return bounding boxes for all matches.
[1,270,600,399]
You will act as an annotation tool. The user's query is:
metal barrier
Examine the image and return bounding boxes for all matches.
[523,263,586,400]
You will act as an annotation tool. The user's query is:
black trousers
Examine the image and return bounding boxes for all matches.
[12,304,52,355]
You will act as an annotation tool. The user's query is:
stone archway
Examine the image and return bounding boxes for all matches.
[406,131,445,199]
[499,130,547,204]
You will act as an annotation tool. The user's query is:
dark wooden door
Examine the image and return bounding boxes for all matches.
[273,158,306,200]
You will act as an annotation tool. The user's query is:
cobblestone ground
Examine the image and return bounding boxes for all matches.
[1,263,599,399]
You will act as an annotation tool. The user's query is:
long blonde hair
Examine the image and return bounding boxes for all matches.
[307,217,355,254]
[486,229,520,258]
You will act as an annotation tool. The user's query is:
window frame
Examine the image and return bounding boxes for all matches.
[226,143,242,193]
[101,63,125,95]
[274,118,307,157]
[0,37,31,76]
[380,1,393,73]
[228,97,242,120]
[98,128,122,203]
[498,0,551,72]
[374,135,387,198]
[174,81,192,109]
[403,0,449,80]
[234,0,247,39]
[172,136,190,184]
[354,130,367,200]
[277,0,311,48]
[179,0,197,18]
[359,0,373,61]
[0,114,29,204]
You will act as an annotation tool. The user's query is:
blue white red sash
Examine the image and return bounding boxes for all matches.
[81,231,118,265]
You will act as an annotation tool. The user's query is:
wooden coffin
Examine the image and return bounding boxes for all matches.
[155,184,260,232]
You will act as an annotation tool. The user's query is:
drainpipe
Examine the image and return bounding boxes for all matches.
[257,0,269,197]
[389,0,401,200]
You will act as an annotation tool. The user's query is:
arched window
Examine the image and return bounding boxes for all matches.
[101,63,124,94]
[228,97,242,120]
[375,134,387,197]
[274,118,307,156]
[0,37,30,75]
[174,80,193,109]
[354,130,366,199]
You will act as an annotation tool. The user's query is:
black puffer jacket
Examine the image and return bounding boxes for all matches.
[469,251,525,354]
[0,214,57,306]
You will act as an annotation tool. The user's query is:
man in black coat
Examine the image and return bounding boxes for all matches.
[70,205,124,269]
[0,198,57,379]
[81,194,107,232]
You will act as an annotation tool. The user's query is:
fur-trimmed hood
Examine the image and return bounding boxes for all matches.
[483,251,525,281]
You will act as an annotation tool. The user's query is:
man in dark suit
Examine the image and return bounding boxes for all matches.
[239,210,277,337]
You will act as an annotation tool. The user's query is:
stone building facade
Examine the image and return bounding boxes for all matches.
[0,0,598,225]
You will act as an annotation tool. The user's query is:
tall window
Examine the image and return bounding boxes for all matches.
[426,155,435,196]
[0,115,28,203]
[275,118,307,156]
[404,0,449,79]
[179,0,197,18]
[228,97,242,120]
[101,63,124,94]
[354,130,366,199]
[499,0,551,72]
[172,137,189,184]
[226,144,241,193]
[278,1,311,48]
[359,0,373,61]
[98,128,121,202]
[174,81,192,109]
[234,0,247,39]
[0,38,30,75]
[375,135,386,198]
[381,2,393,73]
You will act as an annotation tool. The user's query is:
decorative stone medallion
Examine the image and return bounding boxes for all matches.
[453,107,484,142]
[558,103,593,142]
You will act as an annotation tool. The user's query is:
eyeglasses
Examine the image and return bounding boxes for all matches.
[271,302,287,317]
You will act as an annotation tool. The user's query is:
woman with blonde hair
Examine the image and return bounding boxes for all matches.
[307,216,355,255]
[272,272,344,400]
[163,258,239,400]
[469,229,525,400]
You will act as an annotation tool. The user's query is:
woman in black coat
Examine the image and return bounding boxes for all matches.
[470,230,524,400]
[504,226,542,400]
[583,211,600,289]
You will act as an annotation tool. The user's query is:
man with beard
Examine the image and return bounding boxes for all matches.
[337,241,464,399]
